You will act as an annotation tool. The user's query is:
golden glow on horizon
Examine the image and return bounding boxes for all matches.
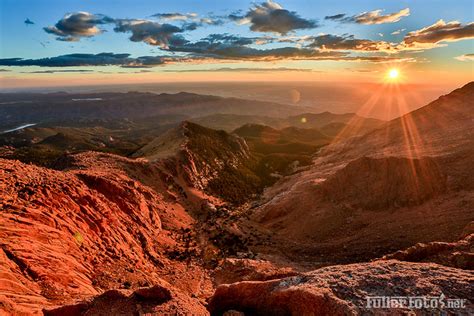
[2,61,472,89]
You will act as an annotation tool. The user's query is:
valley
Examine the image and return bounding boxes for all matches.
[0,83,473,315]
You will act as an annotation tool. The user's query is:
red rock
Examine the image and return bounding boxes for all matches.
[43,283,207,316]
[0,155,211,314]
[214,258,297,285]
[383,233,474,269]
[134,283,172,301]
[208,260,473,315]
[43,302,89,316]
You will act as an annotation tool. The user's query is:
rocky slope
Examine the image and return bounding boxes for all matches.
[133,121,262,204]
[0,155,215,314]
[0,120,293,314]
[249,82,474,265]
[319,156,447,210]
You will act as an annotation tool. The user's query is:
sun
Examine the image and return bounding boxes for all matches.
[388,68,400,80]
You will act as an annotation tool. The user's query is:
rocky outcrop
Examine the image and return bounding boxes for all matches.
[320,156,447,210]
[43,279,207,316]
[383,233,474,270]
[213,258,297,285]
[208,260,473,315]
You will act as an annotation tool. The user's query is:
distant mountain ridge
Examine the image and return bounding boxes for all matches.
[0,91,316,129]
[192,112,385,135]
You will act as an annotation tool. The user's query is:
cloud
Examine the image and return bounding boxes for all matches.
[231,0,318,34]
[0,53,165,68]
[402,20,474,47]
[0,50,415,70]
[113,19,182,48]
[325,14,346,21]
[44,12,114,41]
[181,18,224,31]
[353,8,410,24]
[455,53,474,61]
[20,69,94,74]
[345,68,379,73]
[305,20,473,53]
[327,8,410,25]
[167,36,412,63]
[164,67,316,73]
[166,34,348,61]
[153,12,224,30]
[24,18,35,25]
[0,69,11,72]
[307,34,397,53]
[391,28,406,35]
[202,33,273,45]
[152,13,197,21]
[44,11,218,44]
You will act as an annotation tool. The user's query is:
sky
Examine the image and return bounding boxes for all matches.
[0,0,473,88]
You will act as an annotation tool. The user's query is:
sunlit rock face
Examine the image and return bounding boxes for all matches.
[0,155,210,314]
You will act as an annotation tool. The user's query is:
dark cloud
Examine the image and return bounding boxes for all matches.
[166,34,341,61]
[20,69,94,74]
[325,14,346,21]
[0,69,11,72]
[181,17,224,31]
[202,33,272,45]
[120,55,166,68]
[326,8,410,25]
[24,18,35,25]
[152,13,197,21]
[307,34,396,53]
[163,33,275,57]
[45,10,229,46]
[44,12,114,41]
[233,0,318,34]
[0,53,165,68]
[403,20,474,47]
[0,50,414,70]
[113,20,182,48]
[166,38,408,62]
